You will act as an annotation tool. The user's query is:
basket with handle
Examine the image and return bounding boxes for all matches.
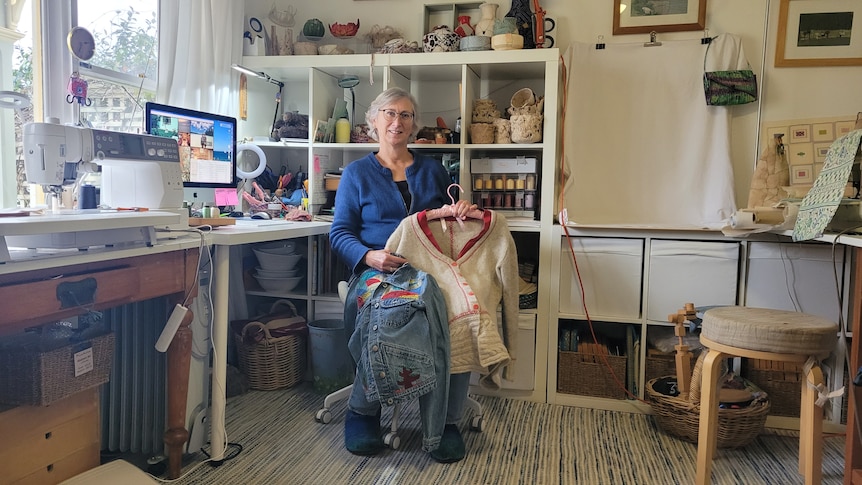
[232,300,307,390]
[646,303,770,448]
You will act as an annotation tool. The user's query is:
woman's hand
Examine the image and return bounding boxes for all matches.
[450,199,479,219]
[365,249,408,273]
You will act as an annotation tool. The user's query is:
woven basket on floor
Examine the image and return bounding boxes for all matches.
[233,301,307,391]
[646,353,770,448]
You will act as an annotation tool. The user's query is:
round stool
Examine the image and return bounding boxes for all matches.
[695,306,838,485]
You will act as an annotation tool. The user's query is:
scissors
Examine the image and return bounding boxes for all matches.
[244,17,263,44]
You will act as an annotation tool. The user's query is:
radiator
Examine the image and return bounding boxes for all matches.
[100,297,169,455]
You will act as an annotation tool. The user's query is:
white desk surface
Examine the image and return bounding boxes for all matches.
[205,220,331,246]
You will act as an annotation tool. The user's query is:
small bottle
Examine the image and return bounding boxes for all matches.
[335,117,351,143]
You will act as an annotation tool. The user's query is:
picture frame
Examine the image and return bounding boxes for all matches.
[775,0,862,67]
[613,0,707,35]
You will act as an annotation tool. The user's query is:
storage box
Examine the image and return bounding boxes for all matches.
[0,328,114,406]
[557,351,628,400]
[471,157,537,174]
[741,358,802,417]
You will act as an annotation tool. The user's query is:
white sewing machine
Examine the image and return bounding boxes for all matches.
[22,121,185,209]
[0,122,187,261]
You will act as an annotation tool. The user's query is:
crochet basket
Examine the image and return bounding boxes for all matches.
[646,354,770,448]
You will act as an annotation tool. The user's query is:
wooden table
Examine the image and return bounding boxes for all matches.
[0,239,200,480]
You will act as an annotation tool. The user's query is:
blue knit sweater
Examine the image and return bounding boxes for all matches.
[329,151,453,273]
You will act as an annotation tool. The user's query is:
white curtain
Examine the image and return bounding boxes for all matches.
[563,34,749,229]
[156,0,243,115]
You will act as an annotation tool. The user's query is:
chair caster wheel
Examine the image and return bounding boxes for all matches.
[470,415,483,432]
[315,409,332,424]
[384,432,401,450]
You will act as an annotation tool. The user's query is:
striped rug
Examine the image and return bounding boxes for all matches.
[172,385,844,484]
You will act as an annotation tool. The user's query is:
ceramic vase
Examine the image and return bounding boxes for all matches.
[455,15,474,37]
[506,0,535,49]
[423,25,460,52]
[474,2,498,37]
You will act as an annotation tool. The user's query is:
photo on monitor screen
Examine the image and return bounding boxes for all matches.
[145,102,237,188]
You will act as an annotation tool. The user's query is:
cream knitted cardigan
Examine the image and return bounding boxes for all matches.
[385,210,520,387]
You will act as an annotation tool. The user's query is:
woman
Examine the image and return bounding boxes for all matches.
[329,87,475,463]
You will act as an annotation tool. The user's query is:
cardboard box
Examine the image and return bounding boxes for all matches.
[471,157,538,174]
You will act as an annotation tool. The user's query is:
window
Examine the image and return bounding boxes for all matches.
[74,0,158,133]
[4,0,158,208]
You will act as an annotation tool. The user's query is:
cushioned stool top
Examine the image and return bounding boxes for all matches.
[701,306,837,355]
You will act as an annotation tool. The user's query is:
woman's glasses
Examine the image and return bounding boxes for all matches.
[378,109,414,122]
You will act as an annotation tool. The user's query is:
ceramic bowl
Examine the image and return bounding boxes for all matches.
[491,33,524,51]
[256,241,297,254]
[255,266,300,279]
[253,249,302,271]
[254,275,303,293]
[460,35,491,51]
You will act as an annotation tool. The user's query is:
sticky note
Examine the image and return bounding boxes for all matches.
[215,188,239,206]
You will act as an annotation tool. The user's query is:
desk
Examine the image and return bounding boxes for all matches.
[206,221,331,462]
[0,238,201,480]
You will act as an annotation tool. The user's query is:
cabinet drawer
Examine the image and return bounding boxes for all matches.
[558,237,644,320]
[0,266,139,329]
[0,389,100,483]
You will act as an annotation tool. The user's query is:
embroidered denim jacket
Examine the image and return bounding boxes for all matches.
[345,265,451,451]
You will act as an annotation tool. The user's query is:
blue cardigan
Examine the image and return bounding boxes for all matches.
[329,151,453,273]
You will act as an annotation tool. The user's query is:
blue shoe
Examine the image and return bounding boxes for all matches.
[344,409,384,455]
[430,424,465,463]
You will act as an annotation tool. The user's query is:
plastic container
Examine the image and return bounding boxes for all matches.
[307,319,353,393]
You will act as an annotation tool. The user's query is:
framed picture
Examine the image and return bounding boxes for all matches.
[613,0,707,35]
[775,0,862,67]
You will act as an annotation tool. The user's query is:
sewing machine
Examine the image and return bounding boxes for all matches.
[0,122,187,261]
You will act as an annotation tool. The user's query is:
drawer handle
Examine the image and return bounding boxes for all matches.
[56,277,97,308]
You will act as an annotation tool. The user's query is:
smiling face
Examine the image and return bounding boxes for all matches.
[371,98,415,148]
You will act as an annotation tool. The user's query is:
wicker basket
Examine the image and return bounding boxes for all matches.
[741,358,802,417]
[557,351,628,400]
[647,354,770,448]
[0,329,114,406]
[233,301,308,391]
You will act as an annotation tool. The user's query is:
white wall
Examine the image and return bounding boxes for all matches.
[244,0,862,209]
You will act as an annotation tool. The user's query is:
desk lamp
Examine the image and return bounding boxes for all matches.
[231,64,285,135]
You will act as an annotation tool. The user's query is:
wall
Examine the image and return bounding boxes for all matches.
[244,0,862,210]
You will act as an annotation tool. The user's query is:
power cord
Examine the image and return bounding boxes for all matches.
[146,442,244,483]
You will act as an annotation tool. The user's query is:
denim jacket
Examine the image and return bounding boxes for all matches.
[346,265,451,451]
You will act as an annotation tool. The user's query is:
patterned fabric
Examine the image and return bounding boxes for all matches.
[793,129,862,241]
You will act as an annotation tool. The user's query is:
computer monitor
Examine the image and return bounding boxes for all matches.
[145,102,237,205]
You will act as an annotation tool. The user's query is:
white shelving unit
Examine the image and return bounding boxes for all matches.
[548,225,851,429]
[238,49,561,404]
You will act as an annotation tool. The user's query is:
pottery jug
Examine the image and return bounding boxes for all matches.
[506,0,535,48]
[455,15,474,37]
[475,3,498,37]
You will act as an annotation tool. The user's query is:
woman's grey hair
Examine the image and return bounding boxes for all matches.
[365,87,420,141]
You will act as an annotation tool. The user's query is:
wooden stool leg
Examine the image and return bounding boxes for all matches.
[799,364,824,485]
[696,349,725,485]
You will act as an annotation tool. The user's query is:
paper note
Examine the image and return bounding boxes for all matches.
[215,188,239,206]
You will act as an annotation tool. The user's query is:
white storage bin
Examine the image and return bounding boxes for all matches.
[646,240,739,322]
[745,242,845,322]
[471,313,536,391]
[558,237,644,320]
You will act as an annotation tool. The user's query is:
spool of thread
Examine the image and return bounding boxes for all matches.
[78,184,97,209]
[516,179,525,189]
[526,174,536,190]
[494,177,503,190]
[335,118,351,143]
[474,178,484,190]
[506,178,515,190]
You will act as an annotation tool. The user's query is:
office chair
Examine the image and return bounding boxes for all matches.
[314,282,484,450]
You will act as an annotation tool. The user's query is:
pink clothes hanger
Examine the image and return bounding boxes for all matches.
[424,183,484,227]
